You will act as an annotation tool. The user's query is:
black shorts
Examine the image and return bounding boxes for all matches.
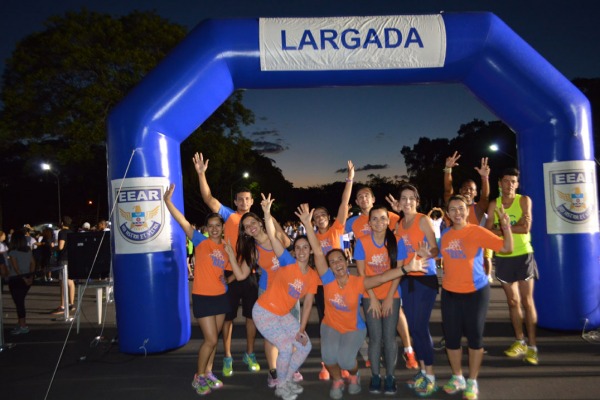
[192,293,231,319]
[495,253,539,283]
[225,271,259,321]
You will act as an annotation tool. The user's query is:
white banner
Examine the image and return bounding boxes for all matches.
[543,161,599,234]
[111,177,171,254]
[260,15,446,71]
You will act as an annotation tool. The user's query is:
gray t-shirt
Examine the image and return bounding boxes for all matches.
[7,250,33,277]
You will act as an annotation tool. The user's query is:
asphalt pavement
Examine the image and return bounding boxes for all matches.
[1,279,599,400]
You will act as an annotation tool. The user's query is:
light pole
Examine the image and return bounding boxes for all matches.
[230,172,249,205]
[41,163,61,225]
[489,143,516,160]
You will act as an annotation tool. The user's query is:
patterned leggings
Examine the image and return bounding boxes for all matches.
[252,303,312,384]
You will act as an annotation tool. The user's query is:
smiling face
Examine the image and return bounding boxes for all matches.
[368,207,390,234]
[206,216,224,241]
[447,197,470,228]
[241,215,263,238]
[293,237,312,264]
[459,180,477,204]
[399,188,419,216]
[312,207,330,231]
[326,249,348,279]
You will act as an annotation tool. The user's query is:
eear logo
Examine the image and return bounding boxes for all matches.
[117,187,164,243]
[551,171,594,223]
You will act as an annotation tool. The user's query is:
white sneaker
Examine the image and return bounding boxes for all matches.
[275,382,298,400]
[287,381,304,394]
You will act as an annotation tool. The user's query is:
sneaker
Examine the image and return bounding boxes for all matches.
[292,371,303,382]
[341,369,350,379]
[463,379,478,400]
[50,306,65,315]
[383,375,397,395]
[329,379,344,400]
[268,372,279,389]
[319,362,330,380]
[222,356,233,377]
[524,347,539,365]
[404,350,419,369]
[369,374,382,394]
[287,381,304,395]
[443,375,466,395]
[347,372,361,395]
[407,371,425,389]
[415,375,437,397]
[275,382,298,400]
[505,340,527,357]
[10,326,30,335]
[191,374,211,396]
[243,352,261,372]
[205,372,223,389]
[433,338,446,351]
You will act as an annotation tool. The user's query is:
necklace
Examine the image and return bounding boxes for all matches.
[337,277,348,289]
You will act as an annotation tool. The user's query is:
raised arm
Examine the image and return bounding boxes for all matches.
[295,203,329,276]
[443,151,461,204]
[419,215,440,259]
[163,183,194,239]
[474,157,490,217]
[334,161,355,226]
[193,152,222,213]
[261,193,285,257]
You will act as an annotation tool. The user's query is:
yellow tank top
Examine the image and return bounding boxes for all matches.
[494,194,533,257]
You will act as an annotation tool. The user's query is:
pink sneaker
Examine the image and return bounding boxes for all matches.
[293,371,303,382]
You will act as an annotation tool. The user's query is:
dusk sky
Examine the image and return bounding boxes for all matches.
[2,0,599,187]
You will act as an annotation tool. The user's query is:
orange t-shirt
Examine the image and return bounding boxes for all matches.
[321,269,366,333]
[440,224,503,293]
[191,231,228,296]
[316,219,345,255]
[396,213,437,276]
[256,250,319,316]
[218,205,244,271]
[354,233,407,300]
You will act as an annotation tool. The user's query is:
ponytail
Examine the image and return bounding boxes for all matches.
[385,227,398,269]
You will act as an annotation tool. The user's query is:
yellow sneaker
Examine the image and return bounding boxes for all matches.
[524,347,539,365]
[504,340,527,357]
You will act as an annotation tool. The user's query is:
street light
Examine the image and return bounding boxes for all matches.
[230,172,250,205]
[41,163,61,225]
[489,143,516,160]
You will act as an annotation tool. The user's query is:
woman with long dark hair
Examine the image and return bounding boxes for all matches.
[354,205,406,395]
[387,184,440,396]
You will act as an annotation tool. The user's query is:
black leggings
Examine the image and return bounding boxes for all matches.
[441,285,490,350]
[9,277,31,319]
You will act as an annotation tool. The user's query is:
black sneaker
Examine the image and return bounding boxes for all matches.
[369,375,381,394]
[383,375,397,395]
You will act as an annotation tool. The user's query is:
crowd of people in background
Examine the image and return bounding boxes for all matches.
[0,218,112,334]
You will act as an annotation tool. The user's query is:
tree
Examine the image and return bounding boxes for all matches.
[0,10,287,228]
[400,119,516,208]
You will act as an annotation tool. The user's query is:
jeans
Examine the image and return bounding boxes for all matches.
[362,297,400,377]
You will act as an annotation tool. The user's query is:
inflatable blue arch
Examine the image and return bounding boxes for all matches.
[107,12,599,353]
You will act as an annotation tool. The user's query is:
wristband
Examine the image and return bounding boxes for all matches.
[401,265,408,275]
[345,178,353,183]
[443,167,452,174]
